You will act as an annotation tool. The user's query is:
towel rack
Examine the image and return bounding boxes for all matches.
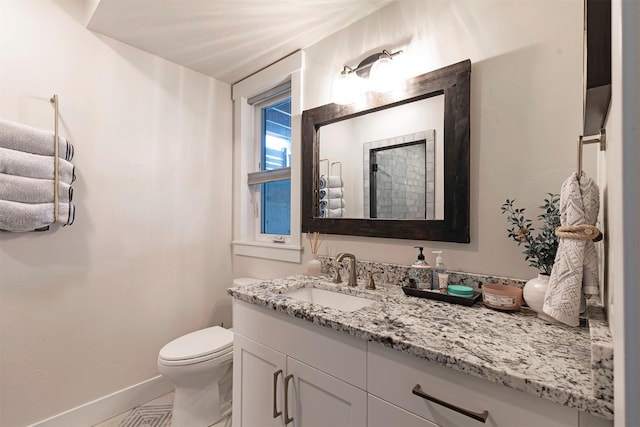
[577,128,606,179]
[330,161,342,181]
[50,94,59,222]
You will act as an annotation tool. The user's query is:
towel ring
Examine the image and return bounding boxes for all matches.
[556,224,603,242]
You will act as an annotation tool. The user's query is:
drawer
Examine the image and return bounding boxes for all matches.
[233,299,367,389]
[367,342,578,427]
[368,394,438,427]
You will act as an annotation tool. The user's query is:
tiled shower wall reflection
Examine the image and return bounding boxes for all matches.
[363,129,435,219]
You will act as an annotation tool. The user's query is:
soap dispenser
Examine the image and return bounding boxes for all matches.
[410,247,430,289]
[432,251,447,292]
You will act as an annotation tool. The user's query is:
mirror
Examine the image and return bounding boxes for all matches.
[320,97,444,220]
[302,59,471,242]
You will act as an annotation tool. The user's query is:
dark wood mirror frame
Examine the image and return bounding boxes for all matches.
[301,59,471,242]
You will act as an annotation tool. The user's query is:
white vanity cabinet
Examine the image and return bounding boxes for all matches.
[232,298,612,427]
[232,300,367,427]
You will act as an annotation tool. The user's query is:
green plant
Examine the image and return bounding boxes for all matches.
[500,193,560,275]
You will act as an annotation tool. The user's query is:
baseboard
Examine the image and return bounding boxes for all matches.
[28,375,173,427]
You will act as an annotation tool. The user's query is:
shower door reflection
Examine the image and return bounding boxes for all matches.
[364,130,435,220]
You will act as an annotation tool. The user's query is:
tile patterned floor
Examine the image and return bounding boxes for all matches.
[93,392,231,427]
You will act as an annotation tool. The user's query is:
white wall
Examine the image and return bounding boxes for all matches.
[234,0,587,280]
[0,1,232,426]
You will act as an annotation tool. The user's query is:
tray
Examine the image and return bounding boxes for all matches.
[402,286,481,307]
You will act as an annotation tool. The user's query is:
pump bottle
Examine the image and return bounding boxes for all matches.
[410,247,430,289]
[432,251,447,291]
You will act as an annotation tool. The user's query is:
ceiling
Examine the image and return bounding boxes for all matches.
[87,0,393,84]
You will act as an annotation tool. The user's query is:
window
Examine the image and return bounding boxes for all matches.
[231,51,303,263]
[257,94,291,237]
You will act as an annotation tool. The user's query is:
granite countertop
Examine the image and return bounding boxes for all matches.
[228,274,613,420]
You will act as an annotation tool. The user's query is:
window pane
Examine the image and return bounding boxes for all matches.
[262,98,291,170]
[259,95,291,236]
[261,180,291,235]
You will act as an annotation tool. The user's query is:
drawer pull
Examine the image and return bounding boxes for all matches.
[273,369,283,419]
[284,374,294,425]
[412,384,489,423]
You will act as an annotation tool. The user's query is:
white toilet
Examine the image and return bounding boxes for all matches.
[157,277,260,427]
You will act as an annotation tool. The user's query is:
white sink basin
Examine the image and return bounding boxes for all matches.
[284,287,375,312]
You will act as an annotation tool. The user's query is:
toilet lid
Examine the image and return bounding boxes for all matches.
[159,326,233,361]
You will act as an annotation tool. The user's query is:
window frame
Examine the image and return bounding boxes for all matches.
[231,51,303,263]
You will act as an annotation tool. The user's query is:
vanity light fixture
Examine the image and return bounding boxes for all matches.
[332,49,403,105]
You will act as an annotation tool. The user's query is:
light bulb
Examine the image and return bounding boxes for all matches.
[332,69,361,105]
[370,55,398,94]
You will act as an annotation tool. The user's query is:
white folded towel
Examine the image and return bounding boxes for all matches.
[328,198,344,209]
[543,172,600,326]
[0,173,72,203]
[0,147,75,184]
[0,200,75,232]
[319,175,342,189]
[328,187,343,199]
[327,176,343,188]
[328,208,344,218]
[0,118,74,160]
[319,187,343,200]
[319,198,345,209]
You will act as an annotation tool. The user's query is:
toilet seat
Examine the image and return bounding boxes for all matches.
[158,345,233,366]
[158,326,233,366]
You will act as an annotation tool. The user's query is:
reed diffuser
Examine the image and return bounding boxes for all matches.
[306,232,322,276]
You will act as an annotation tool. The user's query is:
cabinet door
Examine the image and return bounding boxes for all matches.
[286,357,366,427]
[368,394,438,427]
[233,334,287,427]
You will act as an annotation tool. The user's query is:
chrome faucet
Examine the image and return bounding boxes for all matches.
[336,252,358,287]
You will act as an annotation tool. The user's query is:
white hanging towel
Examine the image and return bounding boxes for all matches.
[327,198,344,209]
[0,147,75,184]
[0,118,74,160]
[319,175,342,189]
[0,200,75,232]
[330,187,343,199]
[0,173,72,203]
[543,172,600,326]
[327,208,344,218]
[319,187,343,200]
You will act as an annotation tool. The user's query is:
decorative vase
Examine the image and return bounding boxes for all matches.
[307,255,322,276]
[522,274,555,322]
